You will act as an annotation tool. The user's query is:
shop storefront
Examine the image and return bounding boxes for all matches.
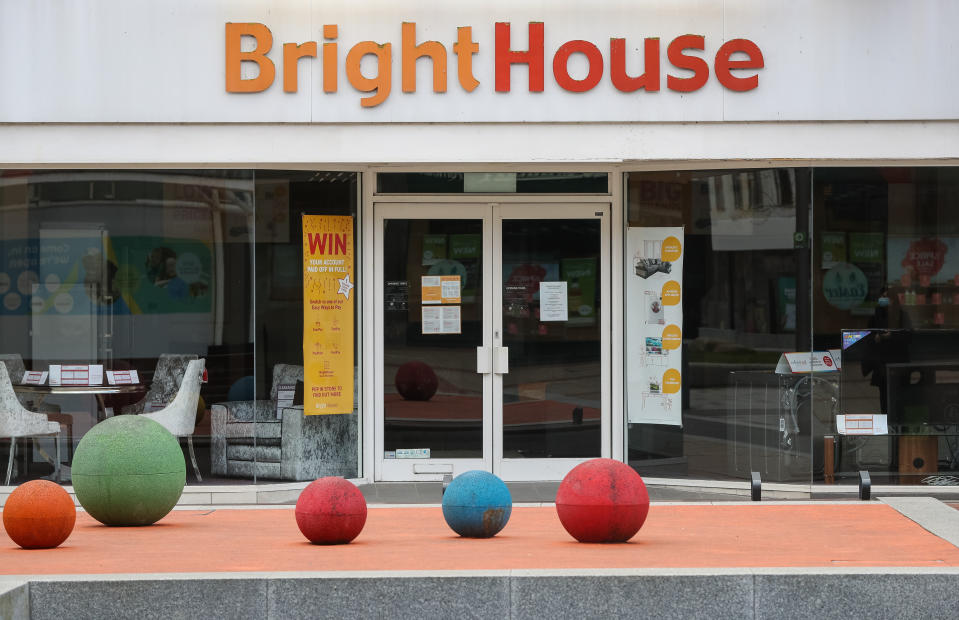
[1,0,958,489]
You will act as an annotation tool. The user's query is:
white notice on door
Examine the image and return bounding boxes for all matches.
[539,281,568,321]
[422,306,441,333]
[442,305,461,334]
[422,306,462,334]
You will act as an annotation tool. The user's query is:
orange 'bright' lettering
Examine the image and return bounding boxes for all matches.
[401,22,447,93]
[225,23,276,93]
[345,41,392,107]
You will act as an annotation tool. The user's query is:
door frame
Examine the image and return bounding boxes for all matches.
[493,203,611,481]
[373,203,494,481]
[372,199,612,481]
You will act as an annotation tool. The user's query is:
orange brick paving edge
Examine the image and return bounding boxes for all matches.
[2,504,959,575]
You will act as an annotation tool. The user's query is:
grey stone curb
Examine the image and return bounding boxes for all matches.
[9,570,959,619]
[0,580,28,620]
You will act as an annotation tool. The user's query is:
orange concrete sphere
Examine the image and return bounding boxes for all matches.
[3,480,76,549]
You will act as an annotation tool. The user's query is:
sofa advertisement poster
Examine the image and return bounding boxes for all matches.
[626,227,684,426]
[302,215,355,415]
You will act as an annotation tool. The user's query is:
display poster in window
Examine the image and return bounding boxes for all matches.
[421,275,461,304]
[561,257,597,325]
[0,235,213,318]
[254,180,291,243]
[421,234,446,266]
[449,234,481,301]
[302,215,354,415]
[626,227,684,426]
[421,305,461,334]
[820,232,847,269]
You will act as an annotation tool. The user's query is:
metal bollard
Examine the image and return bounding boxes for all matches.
[751,471,761,501]
[858,470,871,500]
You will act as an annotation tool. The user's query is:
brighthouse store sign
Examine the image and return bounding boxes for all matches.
[1,0,957,123]
[225,22,764,106]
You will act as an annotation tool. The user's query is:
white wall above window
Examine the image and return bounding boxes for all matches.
[0,0,956,124]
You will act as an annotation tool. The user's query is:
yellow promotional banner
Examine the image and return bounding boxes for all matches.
[302,215,354,415]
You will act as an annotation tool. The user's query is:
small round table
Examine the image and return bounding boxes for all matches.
[14,384,148,422]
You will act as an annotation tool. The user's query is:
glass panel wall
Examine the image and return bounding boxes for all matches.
[250,171,359,482]
[0,169,358,487]
[813,167,959,486]
[626,169,814,482]
[627,166,959,486]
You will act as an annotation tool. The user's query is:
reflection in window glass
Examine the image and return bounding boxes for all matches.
[376,172,608,194]
[0,169,360,487]
[0,170,254,486]
[816,168,959,485]
[626,170,814,483]
[245,171,359,482]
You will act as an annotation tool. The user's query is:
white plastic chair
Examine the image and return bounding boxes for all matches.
[0,363,61,485]
[138,358,205,482]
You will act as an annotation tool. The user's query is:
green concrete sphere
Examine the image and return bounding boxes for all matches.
[72,415,186,526]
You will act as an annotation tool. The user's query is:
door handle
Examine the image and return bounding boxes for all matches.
[476,346,491,374]
[493,346,509,374]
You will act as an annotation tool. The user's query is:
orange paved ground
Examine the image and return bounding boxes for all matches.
[2,504,959,575]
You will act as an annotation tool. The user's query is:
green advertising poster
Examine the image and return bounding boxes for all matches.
[449,234,481,259]
[421,234,446,266]
[821,231,847,269]
[561,257,596,324]
[448,234,481,302]
[776,276,797,332]
[849,232,884,264]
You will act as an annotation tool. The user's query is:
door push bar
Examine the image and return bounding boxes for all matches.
[476,346,509,374]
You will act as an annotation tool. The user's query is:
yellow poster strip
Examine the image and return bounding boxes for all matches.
[302,215,354,415]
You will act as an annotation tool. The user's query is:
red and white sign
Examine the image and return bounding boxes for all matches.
[837,414,888,436]
[901,237,947,277]
[49,364,104,386]
[106,370,140,385]
[775,352,839,374]
[21,371,48,386]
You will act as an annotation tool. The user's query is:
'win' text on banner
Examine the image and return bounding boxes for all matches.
[302,215,355,415]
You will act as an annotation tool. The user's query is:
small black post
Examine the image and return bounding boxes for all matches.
[750,471,761,501]
[858,470,871,501]
[442,473,453,497]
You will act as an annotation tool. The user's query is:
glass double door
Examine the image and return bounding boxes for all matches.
[374,203,609,481]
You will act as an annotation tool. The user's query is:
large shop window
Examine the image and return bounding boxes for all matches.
[813,168,959,486]
[627,167,959,486]
[626,169,814,483]
[0,170,358,487]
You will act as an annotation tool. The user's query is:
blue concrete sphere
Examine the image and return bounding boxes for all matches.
[441,470,512,538]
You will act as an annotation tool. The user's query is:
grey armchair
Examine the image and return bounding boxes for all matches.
[211,364,357,481]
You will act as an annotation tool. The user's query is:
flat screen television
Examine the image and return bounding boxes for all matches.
[840,328,959,430]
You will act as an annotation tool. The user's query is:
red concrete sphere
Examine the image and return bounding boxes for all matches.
[3,480,76,549]
[555,458,649,543]
[294,477,368,545]
[394,361,439,401]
